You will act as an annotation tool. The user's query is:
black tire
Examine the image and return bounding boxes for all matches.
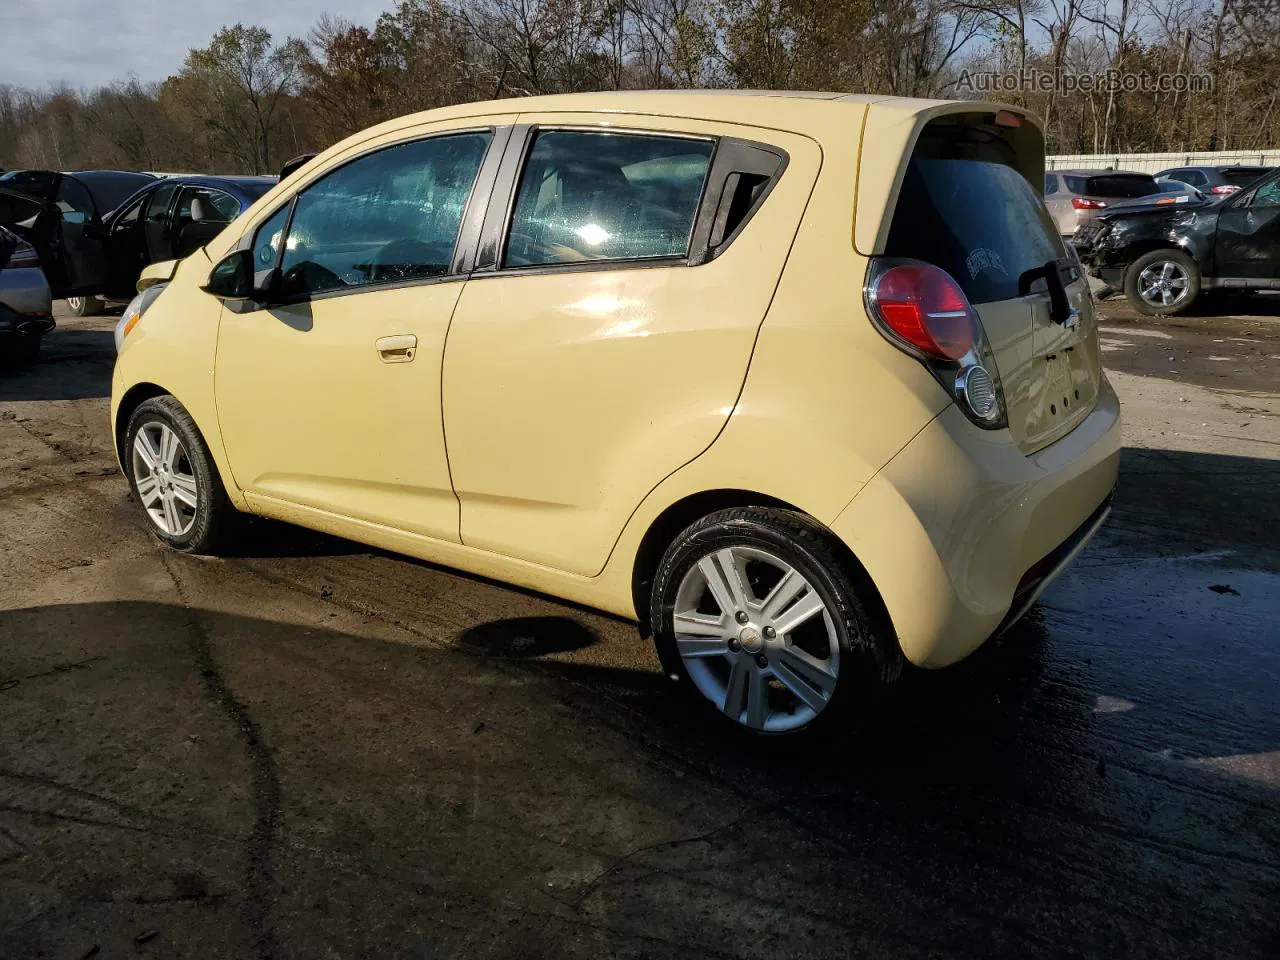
[1,335,41,369]
[1123,249,1201,316]
[124,396,235,554]
[650,506,900,738]
[65,296,104,317]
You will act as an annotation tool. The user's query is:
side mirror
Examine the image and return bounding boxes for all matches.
[202,249,259,301]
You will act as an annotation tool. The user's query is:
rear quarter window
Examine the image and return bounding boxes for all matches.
[884,135,1065,304]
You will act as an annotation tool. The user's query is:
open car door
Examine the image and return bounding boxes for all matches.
[0,171,111,298]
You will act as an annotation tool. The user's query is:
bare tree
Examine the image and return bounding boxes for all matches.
[172,24,306,173]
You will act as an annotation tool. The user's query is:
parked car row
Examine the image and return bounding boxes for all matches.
[1154,164,1274,196]
[0,168,276,366]
[1045,162,1280,314]
[1078,168,1280,314]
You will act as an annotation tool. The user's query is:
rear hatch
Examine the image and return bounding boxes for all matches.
[877,111,1103,454]
[1221,166,1273,190]
[1066,172,1160,205]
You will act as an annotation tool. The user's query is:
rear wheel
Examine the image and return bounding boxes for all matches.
[1124,249,1200,315]
[124,396,235,554]
[65,296,104,317]
[650,507,900,737]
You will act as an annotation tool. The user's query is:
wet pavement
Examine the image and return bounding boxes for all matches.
[1,303,1277,959]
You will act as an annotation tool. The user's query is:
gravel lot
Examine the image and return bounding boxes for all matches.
[1,298,1278,959]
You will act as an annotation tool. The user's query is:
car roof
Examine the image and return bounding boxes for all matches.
[325,90,1028,150]
[101,173,280,223]
[65,170,159,213]
[0,169,157,215]
[1051,168,1151,177]
[157,174,278,196]
[1158,164,1273,173]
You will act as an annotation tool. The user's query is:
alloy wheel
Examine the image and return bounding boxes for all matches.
[131,421,198,536]
[673,546,840,733]
[1137,260,1189,308]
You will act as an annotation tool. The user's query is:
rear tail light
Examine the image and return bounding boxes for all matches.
[5,241,39,268]
[866,259,1007,429]
[1071,197,1107,209]
[870,263,973,360]
[1211,184,1239,194]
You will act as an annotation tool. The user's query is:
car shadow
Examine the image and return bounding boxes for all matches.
[456,615,600,659]
[0,327,115,401]
[224,515,366,558]
[2,597,1276,959]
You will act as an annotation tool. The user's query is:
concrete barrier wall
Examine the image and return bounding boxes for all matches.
[1046,150,1280,173]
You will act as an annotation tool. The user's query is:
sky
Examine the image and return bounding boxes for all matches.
[0,0,389,90]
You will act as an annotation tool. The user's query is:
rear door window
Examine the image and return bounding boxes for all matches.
[504,130,713,267]
[884,134,1065,304]
[1083,175,1159,198]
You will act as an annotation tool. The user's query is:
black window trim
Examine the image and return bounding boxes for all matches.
[175,184,241,225]
[228,124,510,311]
[109,192,148,233]
[470,123,788,279]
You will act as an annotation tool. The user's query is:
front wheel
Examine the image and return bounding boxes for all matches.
[124,396,235,554]
[650,507,900,737]
[1123,249,1201,315]
[65,296,104,317]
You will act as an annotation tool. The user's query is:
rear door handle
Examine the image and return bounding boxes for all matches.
[376,334,417,363]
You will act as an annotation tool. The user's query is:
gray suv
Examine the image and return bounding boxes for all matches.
[1044,169,1161,239]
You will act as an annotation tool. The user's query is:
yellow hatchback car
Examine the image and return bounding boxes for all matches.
[112,91,1120,737]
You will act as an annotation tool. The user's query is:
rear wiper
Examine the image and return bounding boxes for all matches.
[1018,260,1073,326]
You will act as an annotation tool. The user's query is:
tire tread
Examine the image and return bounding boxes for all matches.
[650,506,902,737]
[124,396,235,555]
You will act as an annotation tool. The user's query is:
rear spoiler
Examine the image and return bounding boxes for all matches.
[854,100,1044,256]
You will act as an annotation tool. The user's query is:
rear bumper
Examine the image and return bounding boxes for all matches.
[0,266,53,317]
[830,376,1122,668]
[0,300,55,339]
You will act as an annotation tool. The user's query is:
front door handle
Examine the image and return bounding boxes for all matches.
[376,334,417,363]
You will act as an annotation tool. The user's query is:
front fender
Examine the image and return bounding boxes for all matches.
[112,250,246,509]
[137,259,179,292]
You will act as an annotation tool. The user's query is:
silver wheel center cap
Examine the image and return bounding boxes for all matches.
[738,626,763,653]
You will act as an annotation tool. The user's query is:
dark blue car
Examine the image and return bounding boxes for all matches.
[0,171,277,316]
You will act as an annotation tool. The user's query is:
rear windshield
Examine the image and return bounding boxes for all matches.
[884,130,1065,304]
[1222,167,1273,188]
[1065,174,1159,198]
